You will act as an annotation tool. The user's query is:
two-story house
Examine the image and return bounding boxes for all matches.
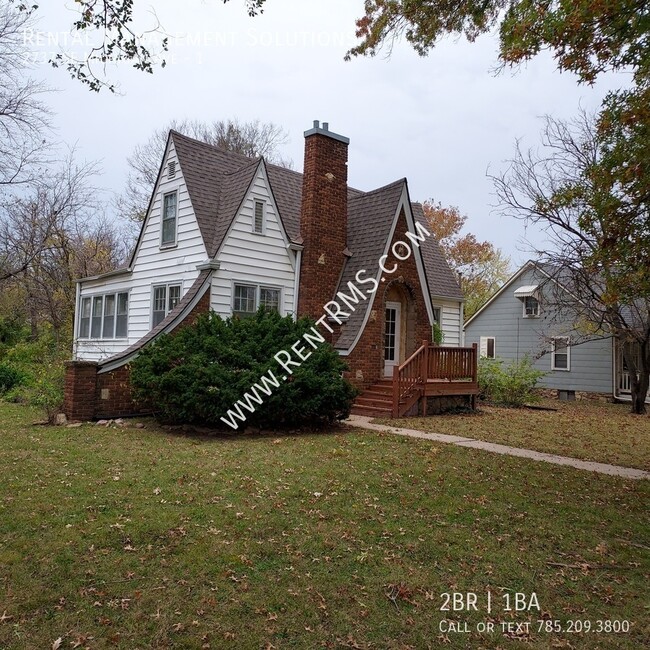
[64,121,465,421]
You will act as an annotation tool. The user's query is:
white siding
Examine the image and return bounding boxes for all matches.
[75,140,208,362]
[211,165,296,317]
[438,300,462,347]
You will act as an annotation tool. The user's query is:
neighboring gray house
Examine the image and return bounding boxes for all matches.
[464,261,640,402]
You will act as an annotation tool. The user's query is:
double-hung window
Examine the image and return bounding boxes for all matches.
[161,191,178,246]
[233,284,281,317]
[551,337,570,371]
[524,295,540,317]
[152,283,182,327]
[79,292,129,339]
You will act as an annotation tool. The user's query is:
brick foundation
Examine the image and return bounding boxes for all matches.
[64,361,98,422]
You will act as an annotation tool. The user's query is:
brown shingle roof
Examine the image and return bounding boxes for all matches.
[334,179,407,350]
[156,132,461,351]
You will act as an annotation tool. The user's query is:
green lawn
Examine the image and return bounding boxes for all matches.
[375,399,650,471]
[0,402,648,649]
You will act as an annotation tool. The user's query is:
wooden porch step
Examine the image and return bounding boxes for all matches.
[354,396,392,409]
[350,404,392,418]
[360,388,392,399]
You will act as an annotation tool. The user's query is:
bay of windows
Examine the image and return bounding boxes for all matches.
[79,292,128,339]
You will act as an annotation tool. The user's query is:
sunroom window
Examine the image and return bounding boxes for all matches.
[79,293,128,340]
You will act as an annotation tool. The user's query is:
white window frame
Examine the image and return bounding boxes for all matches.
[160,190,178,248]
[253,200,265,235]
[551,337,571,371]
[523,295,540,318]
[479,336,496,359]
[151,282,182,328]
[232,282,282,316]
[78,291,129,340]
[432,305,442,326]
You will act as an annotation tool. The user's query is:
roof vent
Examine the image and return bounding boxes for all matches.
[168,160,177,180]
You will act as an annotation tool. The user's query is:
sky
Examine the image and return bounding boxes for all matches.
[26,0,626,267]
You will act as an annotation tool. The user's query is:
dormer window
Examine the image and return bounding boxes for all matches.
[253,200,264,234]
[161,191,178,247]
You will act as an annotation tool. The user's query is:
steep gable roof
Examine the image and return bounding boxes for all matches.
[335,179,407,350]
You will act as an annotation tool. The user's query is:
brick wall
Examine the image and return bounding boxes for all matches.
[64,361,98,422]
[298,131,349,319]
[64,288,211,421]
[344,208,432,389]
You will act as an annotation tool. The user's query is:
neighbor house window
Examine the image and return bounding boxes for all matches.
[552,337,570,371]
[79,292,128,340]
[253,200,264,234]
[161,191,178,246]
[432,306,441,325]
[233,283,281,317]
[523,295,540,317]
[152,283,182,327]
[480,336,496,359]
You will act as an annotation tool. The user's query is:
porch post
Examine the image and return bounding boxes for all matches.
[471,343,478,383]
[392,364,400,418]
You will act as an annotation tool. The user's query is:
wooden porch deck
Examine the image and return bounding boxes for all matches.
[352,341,479,418]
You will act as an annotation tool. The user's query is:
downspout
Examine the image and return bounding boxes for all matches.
[460,301,465,347]
[292,248,302,319]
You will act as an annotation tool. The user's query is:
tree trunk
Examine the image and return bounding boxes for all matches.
[630,371,648,415]
[628,345,650,415]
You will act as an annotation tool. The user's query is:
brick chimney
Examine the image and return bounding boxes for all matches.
[298,120,350,319]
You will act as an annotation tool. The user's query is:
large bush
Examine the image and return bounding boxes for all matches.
[478,356,546,407]
[130,310,358,429]
[0,364,23,395]
[2,329,67,422]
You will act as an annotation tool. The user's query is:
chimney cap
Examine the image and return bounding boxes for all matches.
[304,120,350,145]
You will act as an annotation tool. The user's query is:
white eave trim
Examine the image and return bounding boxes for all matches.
[76,267,132,284]
[463,261,537,328]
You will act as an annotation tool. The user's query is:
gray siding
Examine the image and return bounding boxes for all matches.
[464,266,614,394]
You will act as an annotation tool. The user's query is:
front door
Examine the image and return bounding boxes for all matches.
[384,301,402,377]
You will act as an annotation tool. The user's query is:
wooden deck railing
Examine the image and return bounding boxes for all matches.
[392,341,478,417]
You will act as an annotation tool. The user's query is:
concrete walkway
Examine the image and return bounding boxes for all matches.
[345,415,650,480]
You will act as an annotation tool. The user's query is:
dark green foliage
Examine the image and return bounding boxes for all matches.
[130,310,358,429]
[0,364,23,395]
[478,356,546,407]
